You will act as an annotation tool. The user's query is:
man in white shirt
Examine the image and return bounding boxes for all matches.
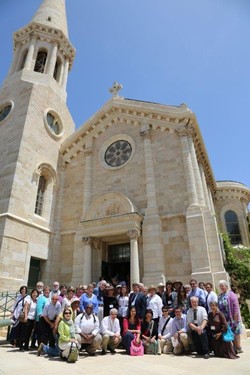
[75,304,102,356]
[186,296,209,359]
[101,308,121,355]
[157,306,173,354]
[205,282,218,313]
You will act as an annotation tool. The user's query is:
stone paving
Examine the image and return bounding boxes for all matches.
[0,338,249,375]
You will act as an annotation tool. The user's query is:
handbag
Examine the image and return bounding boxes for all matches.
[222,324,234,342]
[18,310,25,323]
[130,339,144,356]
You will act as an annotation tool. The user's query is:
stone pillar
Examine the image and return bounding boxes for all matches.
[199,164,211,210]
[61,59,69,89]
[24,38,36,70]
[82,141,93,219]
[82,237,92,284]
[127,230,140,287]
[178,126,198,206]
[140,124,165,285]
[47,43,58,76]
[188,137,205,206]
[208,188,215,215]
[140,124,157,210]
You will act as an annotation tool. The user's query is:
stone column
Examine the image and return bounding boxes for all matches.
[199,164,211,210]
[140,124,165,285]
[140,124,157,210]
[188,137,205,206]
[82,141,93,219]
[82,237,92,284]
[61,59,69,89]
[46,43,58,76]
[24,38,36,70]
[178,126,198,206]
[127,230,140,287]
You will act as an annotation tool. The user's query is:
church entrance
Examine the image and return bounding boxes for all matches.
[102,243,130,286]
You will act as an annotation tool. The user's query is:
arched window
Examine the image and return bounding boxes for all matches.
[225,210,242,245]
[35,175,47,216]
[34,50,47,73]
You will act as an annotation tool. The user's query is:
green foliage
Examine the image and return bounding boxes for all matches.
[222,233,250,327]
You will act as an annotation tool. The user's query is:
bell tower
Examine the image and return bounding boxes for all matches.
[0,0,75,289]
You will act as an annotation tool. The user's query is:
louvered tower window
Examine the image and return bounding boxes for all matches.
[35,176,46,216]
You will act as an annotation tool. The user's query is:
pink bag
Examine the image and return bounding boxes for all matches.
[130,339,144,356]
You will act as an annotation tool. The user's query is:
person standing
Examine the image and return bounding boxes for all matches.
[205,282,218,313]
[218,280,243,354]
[40,294,61,348]
[128,283,147,320]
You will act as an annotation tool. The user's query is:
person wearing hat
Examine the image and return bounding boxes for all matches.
[157,283,165,298]
[147,285,163,323]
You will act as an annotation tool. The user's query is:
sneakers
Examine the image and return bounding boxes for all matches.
[235,347,243,354]
[204,353,210,359]
[37,343,44,356]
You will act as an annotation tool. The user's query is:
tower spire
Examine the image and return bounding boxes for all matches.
[32,0,69,38]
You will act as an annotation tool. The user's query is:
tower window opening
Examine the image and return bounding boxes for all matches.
[53,57,62,82]
[34,51,47,73]
[35,175,46,216]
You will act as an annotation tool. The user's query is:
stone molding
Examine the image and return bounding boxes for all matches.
[127,230,140,240]
[85,192,138,220]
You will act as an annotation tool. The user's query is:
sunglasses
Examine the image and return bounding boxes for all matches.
[64,312,71,315]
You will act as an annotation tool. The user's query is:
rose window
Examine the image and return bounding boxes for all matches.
[104,140,132,167]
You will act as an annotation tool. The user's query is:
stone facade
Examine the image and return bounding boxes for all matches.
[0,0,249,291]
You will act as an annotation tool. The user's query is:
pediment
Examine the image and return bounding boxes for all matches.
[60,96,194,163]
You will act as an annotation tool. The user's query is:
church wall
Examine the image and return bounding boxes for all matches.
[161,215,191,283]
[92,122,147,211]
[151,130,188,214]
[0,217,50,291]
[61,156,85,231]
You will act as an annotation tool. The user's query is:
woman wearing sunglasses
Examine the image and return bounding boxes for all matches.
[58,308,80,361]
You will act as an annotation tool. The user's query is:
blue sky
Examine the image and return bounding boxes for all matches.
[1,0,249,187]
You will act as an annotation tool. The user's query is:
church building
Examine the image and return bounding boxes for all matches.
[0,0,249,291]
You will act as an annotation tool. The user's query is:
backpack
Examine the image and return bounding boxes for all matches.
[67,343,79,363]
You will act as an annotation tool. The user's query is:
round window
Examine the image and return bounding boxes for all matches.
[104,140,132,167]
[0,104,12,123]
[46,112,60,135]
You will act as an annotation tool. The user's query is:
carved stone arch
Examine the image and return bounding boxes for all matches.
[34,162,59,188]
[86,192,138,220]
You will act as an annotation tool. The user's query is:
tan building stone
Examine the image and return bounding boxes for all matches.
[0,0,249,291]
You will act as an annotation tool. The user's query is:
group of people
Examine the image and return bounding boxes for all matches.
[9,277,243,362]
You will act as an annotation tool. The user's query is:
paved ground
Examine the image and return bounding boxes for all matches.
[0,338,249,375]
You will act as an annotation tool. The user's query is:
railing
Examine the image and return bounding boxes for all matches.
[0,291,17,319]
[0,291,18,340]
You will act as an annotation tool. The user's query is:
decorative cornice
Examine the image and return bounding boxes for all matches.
[215,181,250,203]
